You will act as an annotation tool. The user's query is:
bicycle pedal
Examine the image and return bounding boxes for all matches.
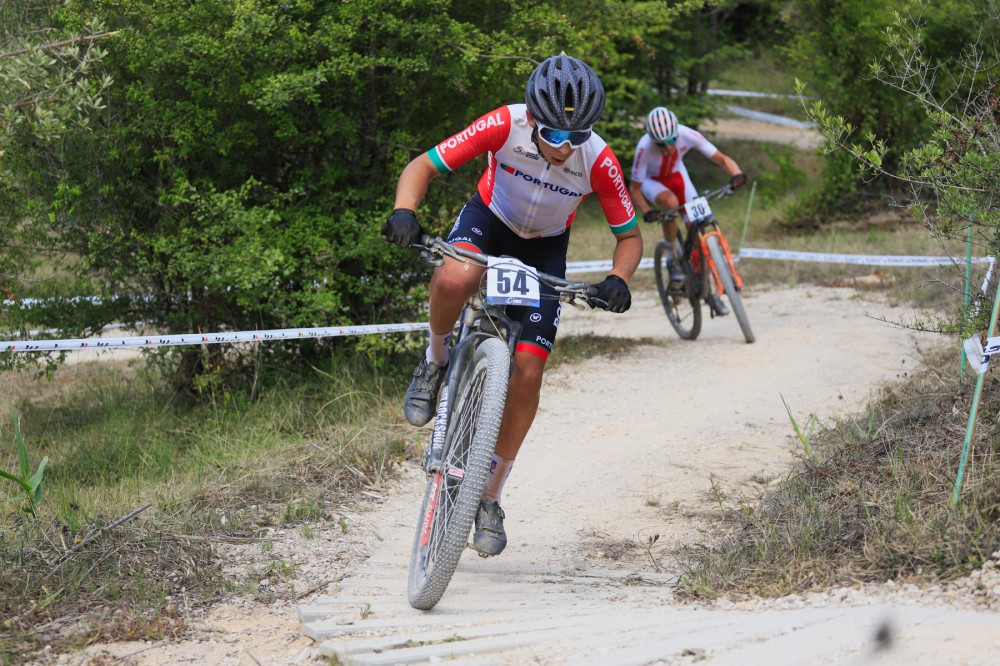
[467,542,493,558]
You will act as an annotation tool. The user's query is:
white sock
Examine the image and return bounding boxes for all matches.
[670,240,682,260]
[425,331,451,365]
[482,454,514,504]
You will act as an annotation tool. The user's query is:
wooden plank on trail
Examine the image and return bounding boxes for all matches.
[317,614,607,662]
[318,613,640,665]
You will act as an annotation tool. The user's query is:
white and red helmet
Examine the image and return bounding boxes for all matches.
[645,106,679,143]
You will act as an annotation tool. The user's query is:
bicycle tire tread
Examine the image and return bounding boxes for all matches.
[407,337,510,609]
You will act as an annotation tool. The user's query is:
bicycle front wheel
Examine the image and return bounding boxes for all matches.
[407,336,510,610]
[706,234,755,343]
[654,238,702,340]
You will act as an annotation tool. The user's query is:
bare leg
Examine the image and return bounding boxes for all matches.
[493,351,545,460]
[655,189,681,245]
[428,256,484,337]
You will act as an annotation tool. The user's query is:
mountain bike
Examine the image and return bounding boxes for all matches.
[647,184,755,344]
[405,234,608,610]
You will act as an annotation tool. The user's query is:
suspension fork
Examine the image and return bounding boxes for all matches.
[682,221,708,298]
[454,295,481,347]
[700,226,744,293]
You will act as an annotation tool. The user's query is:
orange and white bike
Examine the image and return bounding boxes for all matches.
[648,184,754,343]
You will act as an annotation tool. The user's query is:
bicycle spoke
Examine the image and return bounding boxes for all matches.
[655,238,702,340]
[408,338,509,610]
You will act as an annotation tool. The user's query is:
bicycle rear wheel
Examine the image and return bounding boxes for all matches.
[706,234,755,343]
[654,238,702,340]
[407,336,510,610]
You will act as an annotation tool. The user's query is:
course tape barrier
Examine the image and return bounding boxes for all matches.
[738,247,995,268]
[565,258,654,275]
[0,322,429,353]
[2,250,990,353]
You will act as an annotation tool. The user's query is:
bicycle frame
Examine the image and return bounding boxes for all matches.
[455,292,522,363]
[414,235,596,474]
[407,235,605,609]
[649,184,754,343]
[690,220,744,295]
[425,294,520,474]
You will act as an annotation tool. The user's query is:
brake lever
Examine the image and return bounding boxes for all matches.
[415,246,444,267]
[582,288,610,311]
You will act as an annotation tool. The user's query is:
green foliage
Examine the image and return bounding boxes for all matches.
[787,0,997,215]
[0,0,713,390]
[0,2,114,370]
[0,414,48,519]
[800,2,999,333]
[0,3,113,145]
[783,0,922,210]
[755,145,807,205]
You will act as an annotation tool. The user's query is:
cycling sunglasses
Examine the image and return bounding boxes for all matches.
[536,123,593,148]
[655,137,677,147]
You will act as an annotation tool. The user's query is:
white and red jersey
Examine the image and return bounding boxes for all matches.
[427,104,637,239]
[630,125,719,202]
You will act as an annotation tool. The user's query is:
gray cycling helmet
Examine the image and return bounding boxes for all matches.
[525,55,605,130]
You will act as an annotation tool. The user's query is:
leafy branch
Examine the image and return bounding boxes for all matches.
[0,413,48,519]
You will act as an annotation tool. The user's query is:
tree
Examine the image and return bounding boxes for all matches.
[785,0,996,217]
[0,0,706,391]
[0,2,113,373]
[802,1,999,332]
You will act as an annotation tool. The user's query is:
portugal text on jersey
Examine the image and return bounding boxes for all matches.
[428,104,637,240]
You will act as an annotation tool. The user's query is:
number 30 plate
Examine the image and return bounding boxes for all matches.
[685,196,712,222]
[486,256,541,307]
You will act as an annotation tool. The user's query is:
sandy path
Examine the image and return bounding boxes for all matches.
[290,287,1000,666]
[22,109,1000,666]
[60,283,1000,666]
[702,116,824,150]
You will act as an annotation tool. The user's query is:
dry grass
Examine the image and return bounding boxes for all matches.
[548,332,665,370]
[570,137,973,323]
[678,346,1000,599]
[0,353,412,661]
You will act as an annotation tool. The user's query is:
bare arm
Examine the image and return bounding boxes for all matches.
[709,150,743,178]
[608,227,643,283]
[394,153,441,210]
[629,180,652,216]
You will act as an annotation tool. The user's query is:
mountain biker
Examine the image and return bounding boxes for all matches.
[383,55,642,558]
[629,106,747,315]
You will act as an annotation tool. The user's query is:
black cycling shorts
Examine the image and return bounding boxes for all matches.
[446,193,570,360]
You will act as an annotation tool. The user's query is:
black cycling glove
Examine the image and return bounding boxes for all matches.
[382,208,423,248]
[592,274,631,313]
[643,210,662,223]
[730,172,748,190]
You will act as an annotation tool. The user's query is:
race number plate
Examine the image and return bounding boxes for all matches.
[486,256,541,307]
[964,333,1000,375]
[685,196,712,222]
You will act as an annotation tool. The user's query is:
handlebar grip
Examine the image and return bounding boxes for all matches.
[585,284,610,311]
[643,210,679,223]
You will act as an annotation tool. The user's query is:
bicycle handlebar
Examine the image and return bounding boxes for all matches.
[644,184,736,223]
[411,235,610,310]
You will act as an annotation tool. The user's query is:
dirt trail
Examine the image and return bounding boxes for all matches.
[702,116,824,150]
[37,120,1000,665]
[59,285,1000,666]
